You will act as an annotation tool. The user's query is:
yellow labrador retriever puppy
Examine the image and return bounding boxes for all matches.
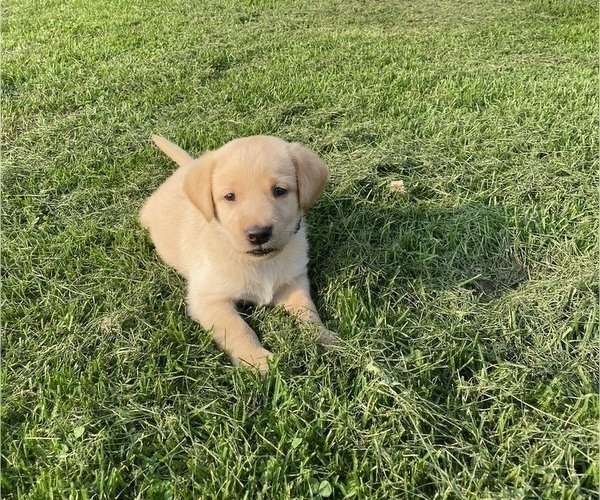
[140,134,336,372]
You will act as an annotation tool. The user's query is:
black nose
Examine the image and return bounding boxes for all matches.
[246,225,273,245]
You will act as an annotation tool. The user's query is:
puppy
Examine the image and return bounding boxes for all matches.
[140,134,336,372]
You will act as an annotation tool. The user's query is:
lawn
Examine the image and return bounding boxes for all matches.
[2,0,598,498]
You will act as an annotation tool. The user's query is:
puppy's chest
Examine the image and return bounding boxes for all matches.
[237,262,299,307]
[194,238,309,307]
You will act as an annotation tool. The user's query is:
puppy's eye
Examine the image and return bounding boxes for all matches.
[273,187,288,197]
[224,193,236,202]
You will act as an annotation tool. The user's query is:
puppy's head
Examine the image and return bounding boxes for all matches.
[182,136,328,259]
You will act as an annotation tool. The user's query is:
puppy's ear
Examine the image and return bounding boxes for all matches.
[289,143,328,210]
[183,153,216,221]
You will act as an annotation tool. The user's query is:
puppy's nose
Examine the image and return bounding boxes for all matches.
[246,225,273,245]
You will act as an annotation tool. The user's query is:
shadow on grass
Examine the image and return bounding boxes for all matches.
[308,174,528,309]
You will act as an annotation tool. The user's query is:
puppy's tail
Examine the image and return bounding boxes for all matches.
[152,134,194,168]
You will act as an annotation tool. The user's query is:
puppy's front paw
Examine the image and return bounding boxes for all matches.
[234,347,273,374]
[318,328,338,347]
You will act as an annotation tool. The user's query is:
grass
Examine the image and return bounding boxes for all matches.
[2,0,598,497]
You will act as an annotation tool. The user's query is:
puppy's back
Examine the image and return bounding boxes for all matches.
[140,165,198,277]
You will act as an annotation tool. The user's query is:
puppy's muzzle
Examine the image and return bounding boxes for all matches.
[246,225,273,246]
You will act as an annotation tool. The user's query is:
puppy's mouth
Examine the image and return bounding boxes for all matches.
[246,247,276,257]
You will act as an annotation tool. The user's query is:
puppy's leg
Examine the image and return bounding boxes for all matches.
[187,293,272,373]
[274,274,337,346]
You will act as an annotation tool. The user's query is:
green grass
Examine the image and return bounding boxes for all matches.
[2,0,598,497]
